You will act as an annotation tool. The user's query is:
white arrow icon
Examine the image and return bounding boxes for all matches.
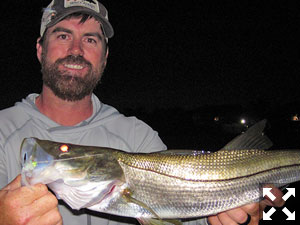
[282,188,295,201]
[263,207,276,220]
[263,187,276,201]
[282,207,295,220]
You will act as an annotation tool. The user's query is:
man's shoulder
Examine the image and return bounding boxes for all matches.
[96,104,150,131]
[0,95,36,122]
[0,104,30,136]
[94,102,141,126]
[0,105,22,119]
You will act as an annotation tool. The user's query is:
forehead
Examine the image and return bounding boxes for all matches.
[47,17,104,35]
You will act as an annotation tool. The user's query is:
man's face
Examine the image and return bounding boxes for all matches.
[37,17,108,101]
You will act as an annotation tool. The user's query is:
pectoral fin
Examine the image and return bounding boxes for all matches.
[122,188,182,225]
[122,188,160,218]
[137,218,182,225]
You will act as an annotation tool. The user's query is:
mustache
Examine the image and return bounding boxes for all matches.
[55,55,92,67]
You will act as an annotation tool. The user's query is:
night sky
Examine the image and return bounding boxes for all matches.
[1,0,300,113]
[1,2,300,217]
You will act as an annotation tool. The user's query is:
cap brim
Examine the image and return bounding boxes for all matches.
[45,7,114,38]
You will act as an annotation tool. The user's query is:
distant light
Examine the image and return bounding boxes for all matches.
[214,116,219,122]
[240,119,246,124]
[291,114,299,121]
[59,144,69,153]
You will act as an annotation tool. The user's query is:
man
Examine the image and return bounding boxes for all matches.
[0,0,284,224]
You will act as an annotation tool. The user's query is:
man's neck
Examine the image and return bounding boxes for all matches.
[36,86,94,126]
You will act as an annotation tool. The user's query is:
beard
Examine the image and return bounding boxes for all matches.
[41,53,105,101]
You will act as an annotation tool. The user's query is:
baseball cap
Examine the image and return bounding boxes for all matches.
[40,0,114,38]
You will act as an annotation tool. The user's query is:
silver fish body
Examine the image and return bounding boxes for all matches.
[20,121,300,221]
[116,148,300,218]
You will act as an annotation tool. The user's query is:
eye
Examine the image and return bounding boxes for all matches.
[57,34,69,40]
[59,144,70,153]
[86,38,97,44]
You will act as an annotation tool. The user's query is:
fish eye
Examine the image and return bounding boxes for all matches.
[59,144,69,153]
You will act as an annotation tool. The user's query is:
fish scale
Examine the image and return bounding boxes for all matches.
[116,149,297,181]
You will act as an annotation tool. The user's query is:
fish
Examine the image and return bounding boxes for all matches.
[20,120,300,225]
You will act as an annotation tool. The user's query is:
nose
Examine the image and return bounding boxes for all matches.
[68,39,83,56]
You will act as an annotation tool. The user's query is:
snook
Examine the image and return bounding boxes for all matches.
[20,121,300,224]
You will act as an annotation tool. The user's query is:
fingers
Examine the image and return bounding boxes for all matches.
[46,208,63,225]
[259,186,285,219]
[216,211,242,225]
[208,212,246,225]
[262,185,285,207]
[27,207,63,225]
[208,203,260,225]
[207,215,222,225]
[226,206,252,222]
[240,203,259,225]
[12,183,49,206]
[2,175,49,207]
[208,206,251,225]
[18,188,60,224]
[208,186,285,225]
[0,175,62,225]
[28,190,59,218]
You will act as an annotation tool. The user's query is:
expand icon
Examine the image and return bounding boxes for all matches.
[263,188,296,221]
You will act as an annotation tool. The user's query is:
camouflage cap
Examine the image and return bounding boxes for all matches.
[40,0,114,38]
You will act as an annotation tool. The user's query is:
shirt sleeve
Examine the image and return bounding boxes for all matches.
[132,118,167,153]
[0,143,8,189]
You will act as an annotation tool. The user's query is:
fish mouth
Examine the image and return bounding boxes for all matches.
[20,138,55,186]
[21,170,31,187]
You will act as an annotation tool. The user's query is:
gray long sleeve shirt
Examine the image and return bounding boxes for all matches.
[0,94,208,225]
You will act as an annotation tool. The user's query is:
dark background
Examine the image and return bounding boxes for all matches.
[0,1,299,223]
[0,0,299,149]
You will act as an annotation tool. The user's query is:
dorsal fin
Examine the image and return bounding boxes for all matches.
[221,119,273,150]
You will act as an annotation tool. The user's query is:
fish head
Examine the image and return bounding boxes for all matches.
[21,137,59,185]
[21,137,124,187]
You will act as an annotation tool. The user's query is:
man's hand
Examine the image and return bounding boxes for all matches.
[0,175,62,225]
[207,186,285,225]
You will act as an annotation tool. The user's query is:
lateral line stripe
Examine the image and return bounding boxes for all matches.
[123,163,300,182]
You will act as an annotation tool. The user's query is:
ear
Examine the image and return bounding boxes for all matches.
[36,37,43,63]
[103,46,109,67]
